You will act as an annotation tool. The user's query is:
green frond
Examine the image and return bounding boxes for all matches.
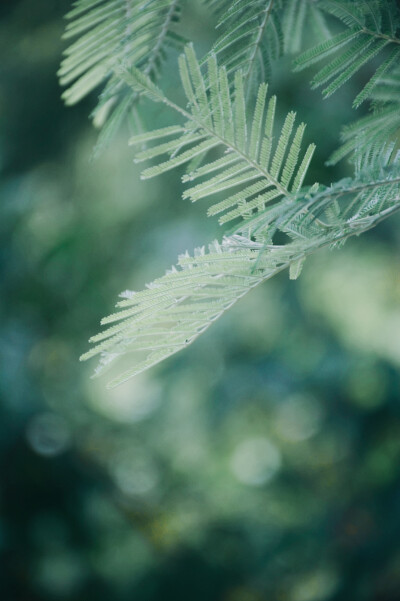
[295,0,400,101]
[293,29,360,71]
[59,0,184,153]
[328,103,400,164]
[76,1,400,385]
[328,58,400,165]
[353,45,400,107]
[82,156,400,385]
[126,48,316,228]
[81,238,266,386]
[319,0,367,28]
[206,0,330,96]
[321,38,389,98]
[310,36,375,88]
[233,143,400,239]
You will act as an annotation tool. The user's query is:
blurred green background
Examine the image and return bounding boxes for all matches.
[1,2,400,600]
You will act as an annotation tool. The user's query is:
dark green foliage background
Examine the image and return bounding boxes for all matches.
[1,2,400,600]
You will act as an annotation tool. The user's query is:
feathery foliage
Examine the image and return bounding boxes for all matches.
[81,147,400,387]
[205,0,330,95]
[206,0,280,90]
[294,0,400,105]
[59,0,400,384]
[330,106,400,165]
[294,1,400,164]
[329,65,400,164]
[125,46,316,228]
[59,0,184,154]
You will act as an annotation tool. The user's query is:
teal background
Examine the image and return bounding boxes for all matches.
[1,2,400,600]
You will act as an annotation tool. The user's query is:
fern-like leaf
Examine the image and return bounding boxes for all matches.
[329,65,400,164]
[82,154,400,386]
[294,0,400,105]
[205,0,330,95]
[81,47,400,384]
[125,46,316,231]
[58,0,184,154]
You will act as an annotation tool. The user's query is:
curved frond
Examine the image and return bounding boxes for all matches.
[125,47,316,229]
[81,238,266,386]
[58,0,184,153]
[329,65,400,164]
[205,0,330,94]
[82,154,400,386]
[210,0,278,89]
[294,0,400,105]
[77,9,400,385]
